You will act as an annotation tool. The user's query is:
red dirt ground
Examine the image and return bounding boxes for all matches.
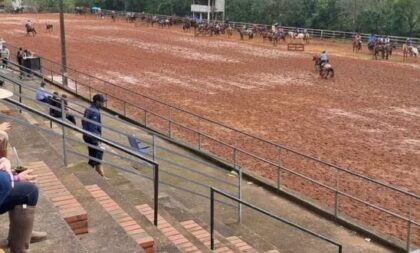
[0,13,419,245]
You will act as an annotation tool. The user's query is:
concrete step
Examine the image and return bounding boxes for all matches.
[85,184,154,252]
[179,220,234,253]
[136,204,202,252]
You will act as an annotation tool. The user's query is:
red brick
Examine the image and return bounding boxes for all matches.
[62,212,87,223]
[123,224,142,232]
[73,226,89,235]
[120,220,137,227]
[137,237,154,248]
[69,220,88,230]
[127,228,145,235]
[51,195,74,202]
[172,237,188,245]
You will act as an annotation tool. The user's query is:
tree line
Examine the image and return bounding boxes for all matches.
[5,0,420,37]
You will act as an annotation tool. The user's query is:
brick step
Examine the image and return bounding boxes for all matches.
[85,184,155,253]
[180,220,234,253]
[26,161,88,235]
[136,204,202,253]
[226,237,258,253]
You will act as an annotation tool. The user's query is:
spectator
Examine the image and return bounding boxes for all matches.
[48,92,62,118]
[61,94,76,125]
[35,82,51,103]
[1,45,10,69]
[16,48,24,79]
[82,94,107,179]
[0,88,47,253]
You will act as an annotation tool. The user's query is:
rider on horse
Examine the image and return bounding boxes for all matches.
[320,51,329,66]
[26,20,33,29]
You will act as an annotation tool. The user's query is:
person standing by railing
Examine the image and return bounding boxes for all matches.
[35,82,51,103]
[0,46,10,69]
[82,94,107,179]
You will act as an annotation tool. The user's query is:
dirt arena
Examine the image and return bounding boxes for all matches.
[0,13,419,245]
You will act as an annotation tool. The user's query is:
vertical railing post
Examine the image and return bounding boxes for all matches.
[198,133,202,150]
[233,148,237,167]
[61,99,68,167]
[277,167,281,190]
[153,164,159,226]
[123,102,127,116]
[334,169,339,217]
[210,188,215,250]
[152,135,157,161]
[18,84,22,113]
[406,205,412,253]
[237,166,242,223]
[168,109,172,138]
[50,61,53,81]
[144,111,147,127]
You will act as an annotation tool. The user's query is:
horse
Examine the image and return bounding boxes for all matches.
[12,7,24,14]
[126,13,136,23]
[237,28,254,40]
[25,24,36,36]
[403,44,419,61]
[226,25,233,38]
[272,32,286,46]
[74,7,86,15]
[303,33,311,44]
[313,56,334,79]
[353,39,362,53]
[45,23,53,32]
[373,43,389,60]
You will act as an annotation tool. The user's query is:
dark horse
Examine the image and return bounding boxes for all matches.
[373,43,390,60]
[25,24,36,36]
[313,56,334,79]
[46,23,53,32]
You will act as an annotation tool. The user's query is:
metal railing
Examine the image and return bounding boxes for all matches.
[4,36,420,251]
[0,65,243,211]
[210,187,343,253]
[0,88,161,226]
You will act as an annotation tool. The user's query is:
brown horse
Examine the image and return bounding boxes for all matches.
[353,39,362,53]
[45,23,53,32]
[25,24,36,36]
[313,56,334,79]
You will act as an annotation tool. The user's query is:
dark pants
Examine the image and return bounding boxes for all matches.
[1,59,8,68]
[0,172,38,214]
[66,114,76,125]
[84,137,103,167]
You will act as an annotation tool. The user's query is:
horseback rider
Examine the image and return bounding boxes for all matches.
[406,38,413,47]
[26,20,32,29]
[320,51,329,66]
[384,36,390,44]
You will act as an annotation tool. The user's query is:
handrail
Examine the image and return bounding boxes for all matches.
[3,97,160,226]
[210,187,343,252]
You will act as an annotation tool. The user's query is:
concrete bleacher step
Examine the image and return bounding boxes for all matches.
[136,204,203,252]
[226,236,258,253]
[26,161,88,235]
[180,220,234,253]
[85,185,155,252]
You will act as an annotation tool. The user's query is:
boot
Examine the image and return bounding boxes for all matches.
[7,209,47,247]
[9,205,35,253]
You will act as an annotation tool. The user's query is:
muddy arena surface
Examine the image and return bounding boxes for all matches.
[0,13,419,245]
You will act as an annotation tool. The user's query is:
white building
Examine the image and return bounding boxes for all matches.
[191,0,225,22]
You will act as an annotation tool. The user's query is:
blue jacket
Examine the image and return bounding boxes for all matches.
[82,104,102,145]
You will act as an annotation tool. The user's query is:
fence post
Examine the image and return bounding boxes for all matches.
[237,166,242,223]
[152,135,156,161]
[153,164,159,226]
[198,133,202,150]
[168,109,172,138]
[61,99,68,167]
[334,169,340,217]
[406,206,412,253]
[321,30,324,39]
[18,84,22,113]
[210,188,215,250]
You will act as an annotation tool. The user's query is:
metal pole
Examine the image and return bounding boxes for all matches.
[335,169,339,217]
[123,102,126,116]
[168,109,172,138]
[406,206,412,252]
[238,166,242,223]
[61,99,68,166]
[210,188,215,250]
[152,135,156,161]
[198,133,201,150]
[153,164,159,226]
[18,84,22,113]
[59,0,68,87]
